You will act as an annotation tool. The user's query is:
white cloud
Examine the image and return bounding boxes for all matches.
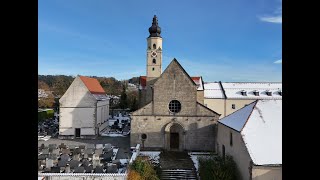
[259,1,282,24]
[274,59,282,64]
[260,16,282,23]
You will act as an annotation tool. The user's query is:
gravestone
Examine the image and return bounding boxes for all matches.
[73,148,81,154]
[95,149,103,155]
[60,154,69,161]
[46,158,54,168]
[49,144,57,149]
[94,166,104,173]
[42,148,49,155]
[38,154,49,160]
[81,159,89,167]
[61,148,70,155]
[74,166,85,173]
[72,154,80,161]
[68,145,76,150]
[112,159,121,168]
[102,151,113,162]
[107,163,118,173]
[104,143,112,150]
[65,164,71,173]
[69,160,80,169]
[87,144,95,149]
[58,143,66,149]
[96,144,104,149]
[48,154,57,160]
[84,149,94,155]
[84,165,93,173]
[51,148,60,155]
[57,160,67,167]
[51,166,60,173]
[40,144,45,150]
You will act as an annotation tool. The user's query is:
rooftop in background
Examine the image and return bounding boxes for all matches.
[204,82,225,98]
[219,100,282,166]
[191,77,204,91]
[204,82,282,99]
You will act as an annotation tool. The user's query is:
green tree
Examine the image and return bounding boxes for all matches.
[119,85,128,109]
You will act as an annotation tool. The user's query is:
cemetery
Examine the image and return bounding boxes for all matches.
[38,142,131,174]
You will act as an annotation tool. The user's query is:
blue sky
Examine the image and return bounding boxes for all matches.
[38,0,282,82]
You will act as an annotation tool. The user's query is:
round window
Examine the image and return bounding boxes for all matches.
[141,134,147,140]
[168,100,181,113]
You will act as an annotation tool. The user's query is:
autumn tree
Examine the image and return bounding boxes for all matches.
[119,84,128,109]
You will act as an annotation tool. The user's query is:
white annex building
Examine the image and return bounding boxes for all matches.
[217,100,282,180]
[59,76,110,139]
[204,82,282,118]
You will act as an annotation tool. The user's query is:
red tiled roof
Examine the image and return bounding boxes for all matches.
[140,76,147,87]
[191,77,200,81]
[79,76,106,94]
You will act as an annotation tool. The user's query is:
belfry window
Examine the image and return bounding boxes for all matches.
[153,44,156,49]
[169,100,181,113]
[153,59,156,64]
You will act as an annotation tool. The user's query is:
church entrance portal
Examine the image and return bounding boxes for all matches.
[170,133,179,149]
[165,123,185,151]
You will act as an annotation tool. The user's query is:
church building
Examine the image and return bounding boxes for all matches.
[131,15,220,151]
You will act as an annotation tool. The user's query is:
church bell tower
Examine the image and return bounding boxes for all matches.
[146,15,162,80]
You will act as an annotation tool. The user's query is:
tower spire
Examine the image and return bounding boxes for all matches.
[148,15,161,37]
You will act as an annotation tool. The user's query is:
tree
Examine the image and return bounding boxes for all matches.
[127,90,139,112]
[38,93,55,108]
[119,85,128,109]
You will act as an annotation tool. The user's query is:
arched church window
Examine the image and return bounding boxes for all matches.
[169,100,181,113]
[153,44,156,49]
[153,59,156,64]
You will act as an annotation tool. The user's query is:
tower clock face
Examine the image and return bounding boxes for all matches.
[151,51,157,57]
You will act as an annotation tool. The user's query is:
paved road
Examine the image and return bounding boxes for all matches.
[38,136,131,159]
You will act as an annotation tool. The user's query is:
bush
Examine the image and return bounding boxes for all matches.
[127,169,142,180]
[128,157,159,180]
[38,109,54,122]
[199,155,241,180]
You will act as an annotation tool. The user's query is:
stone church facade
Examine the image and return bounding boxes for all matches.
[131,16,220,151]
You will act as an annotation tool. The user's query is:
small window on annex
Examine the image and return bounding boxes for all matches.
[266,90,272,96]
[169,100,181,113]
[240,90,247,96]
[232,104,236,109]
